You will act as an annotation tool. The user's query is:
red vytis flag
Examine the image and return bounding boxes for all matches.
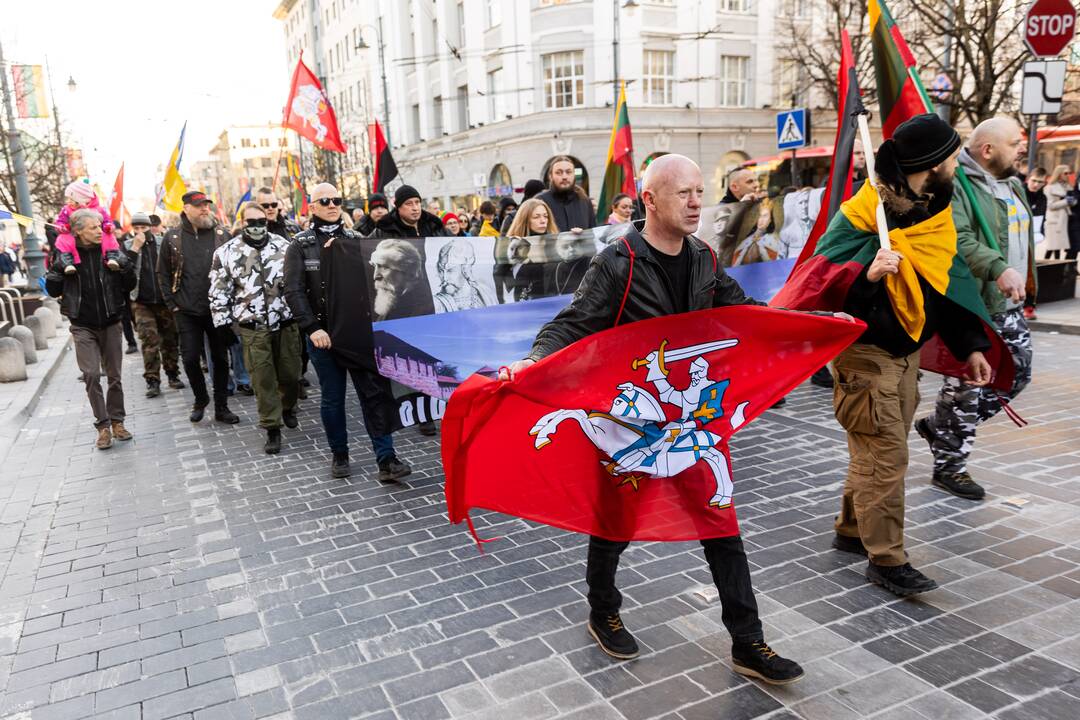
[443,307,865,544]
[283,55,347,153]
[109,163,124,225]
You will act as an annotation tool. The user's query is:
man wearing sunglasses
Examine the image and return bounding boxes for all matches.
[210,202,300,454]
[284,183,412,481]
[256,187,300,241]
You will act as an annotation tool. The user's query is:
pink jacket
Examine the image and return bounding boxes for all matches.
[55,195,115,235]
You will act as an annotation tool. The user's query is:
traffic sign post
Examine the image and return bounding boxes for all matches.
[1023,0,1078,174]
[777,108,809,186]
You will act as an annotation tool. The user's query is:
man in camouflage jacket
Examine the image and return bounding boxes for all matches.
[209,202,300,454]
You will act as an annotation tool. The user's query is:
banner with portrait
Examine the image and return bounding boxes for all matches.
[351,225,797,430]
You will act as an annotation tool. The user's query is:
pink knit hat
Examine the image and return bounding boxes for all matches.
[64,180,95,203]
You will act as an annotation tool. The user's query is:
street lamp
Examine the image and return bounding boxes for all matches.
[66,75,76,93]
[355,19,392,148]
[613,0,638,105]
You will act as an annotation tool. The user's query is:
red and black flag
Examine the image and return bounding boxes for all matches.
[370,120,398,194]
[795,30,865,269]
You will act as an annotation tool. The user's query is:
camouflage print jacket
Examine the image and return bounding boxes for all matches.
[208,233,293,331]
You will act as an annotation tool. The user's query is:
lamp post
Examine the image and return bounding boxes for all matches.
[613,0,638,106]
[0,38,47,294]
[356,19,392,148]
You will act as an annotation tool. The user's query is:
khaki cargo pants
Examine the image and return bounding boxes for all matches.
[832,344,920,567]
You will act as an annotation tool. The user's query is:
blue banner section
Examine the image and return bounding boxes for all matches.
[726,258,795,303]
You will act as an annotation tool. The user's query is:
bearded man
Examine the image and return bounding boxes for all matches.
[370,239,431,320]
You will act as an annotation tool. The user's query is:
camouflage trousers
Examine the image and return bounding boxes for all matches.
[131,302,180,383]
[921,308,1033,474]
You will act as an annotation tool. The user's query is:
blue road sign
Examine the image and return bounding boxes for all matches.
[777,109,807,151]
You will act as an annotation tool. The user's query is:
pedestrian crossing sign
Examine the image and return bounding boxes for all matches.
[776,109,807,150]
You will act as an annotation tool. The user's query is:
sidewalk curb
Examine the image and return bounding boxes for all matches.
[1028,320,1080,336]
[0,331,73,463]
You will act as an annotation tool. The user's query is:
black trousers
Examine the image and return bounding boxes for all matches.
[586,535,763,644]
[175,311,230,406]
[120,299,137,347]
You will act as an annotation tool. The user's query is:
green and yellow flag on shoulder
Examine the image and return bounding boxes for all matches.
[772,0,1016,392]
[596,82,636,224]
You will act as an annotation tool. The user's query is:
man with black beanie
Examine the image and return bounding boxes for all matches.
[355,193,390,235]
[537,156,596,232]
[827,114,993,597]
[373,185,448,238]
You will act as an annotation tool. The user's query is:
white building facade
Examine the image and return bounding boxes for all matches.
[275,0,814,207]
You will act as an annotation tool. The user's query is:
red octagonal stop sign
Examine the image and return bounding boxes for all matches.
[1026,0,1078,57]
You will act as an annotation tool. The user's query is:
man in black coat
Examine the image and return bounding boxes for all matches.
[502,155,847,686]
[157,191,238,424]
[46,209,137,450]
[284,182,414,481]
[536,156,596,232]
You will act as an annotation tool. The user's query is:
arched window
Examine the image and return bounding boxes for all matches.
[488,164,513,198]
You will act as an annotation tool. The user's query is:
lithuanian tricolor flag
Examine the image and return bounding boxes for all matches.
[869,0,928,137]
[772,182,1015,391]
[596,82,636,224]
[11,65,49,119]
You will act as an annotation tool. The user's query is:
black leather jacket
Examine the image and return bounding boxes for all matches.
[45,247,136,326]
[529,224,762,361]
[284,225,366,336]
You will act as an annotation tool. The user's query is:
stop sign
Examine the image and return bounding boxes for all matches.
[1025,0,1078,57]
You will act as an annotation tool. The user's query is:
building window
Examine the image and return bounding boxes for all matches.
[457,0,466,45]
[720,0,751,12]
[241,138,252,148]
[411,103,422,143]
[487,68,504,121]
[542,50,585,109]
[260,138,270,147]
[457,84,469,131]
[434,96,445,136]
[778,0,808,15]
[776,59,809,107]
[718,55,749,107]
[486,0,500,28]
[641,50,674,105]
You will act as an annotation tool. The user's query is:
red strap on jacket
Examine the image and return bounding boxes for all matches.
[615,236,635,327]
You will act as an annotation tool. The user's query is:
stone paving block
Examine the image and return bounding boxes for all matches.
[828,667,935,717]
[484,657,576,701]
[93,669,188,714]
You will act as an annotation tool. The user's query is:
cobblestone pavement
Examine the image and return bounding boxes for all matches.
[1,331,1079,720]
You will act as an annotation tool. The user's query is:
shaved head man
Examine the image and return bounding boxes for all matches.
[913,116,1035,501]
[715,166,772,267]
[496,151,862,686]
[726,167,763,202]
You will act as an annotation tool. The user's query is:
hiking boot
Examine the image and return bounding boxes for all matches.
[377,456,412,482]
[236,383,255,396]
[110,422,133,441]
[732,641,804,685]
[167,374,185,389]
[417,420,437,437]
[331,452,351,478]
[125,344,139,355]
[831,533,868,556]
[914,416,934,450]
[95,427,113,450]
[282,409,298,429]
[214,405,240,424]
[190,403,208,423]
[297,385,309,400]
[587,612,639,660]
[264,428,282,455]
[145,380,161,398]
[866,562,938,597]
[933,471,986,500]
[810,366,834,388]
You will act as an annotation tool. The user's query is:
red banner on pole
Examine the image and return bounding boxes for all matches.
[283,54,347,153]
[109,163,124,224]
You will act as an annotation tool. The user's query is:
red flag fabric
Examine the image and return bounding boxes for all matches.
[794,31,865,271]
[443,306,865,544]
[284,56,347,153]
[109,163,124,225]
[369,120,398,194]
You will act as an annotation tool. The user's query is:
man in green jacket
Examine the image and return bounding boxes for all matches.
[915,118,1035,500]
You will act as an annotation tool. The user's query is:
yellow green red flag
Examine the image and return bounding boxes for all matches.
[11,65,49,119]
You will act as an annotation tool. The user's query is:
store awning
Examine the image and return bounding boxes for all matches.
[741,145,835,167]
[1034,126,1080,144]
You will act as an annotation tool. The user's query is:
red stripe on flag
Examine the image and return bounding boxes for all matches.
[890,25,918,67]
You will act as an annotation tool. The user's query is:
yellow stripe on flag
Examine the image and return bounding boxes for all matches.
[840,182,958,341]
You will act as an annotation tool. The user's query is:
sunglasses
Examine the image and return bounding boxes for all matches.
[316,197,344,207]
[260,202,279,210]
[244,218,268,227]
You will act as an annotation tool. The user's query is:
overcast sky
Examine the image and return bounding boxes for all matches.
[5,1,289,211]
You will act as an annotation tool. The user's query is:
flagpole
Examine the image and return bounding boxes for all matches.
[856,114,892,253]
[271,124,289,195]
